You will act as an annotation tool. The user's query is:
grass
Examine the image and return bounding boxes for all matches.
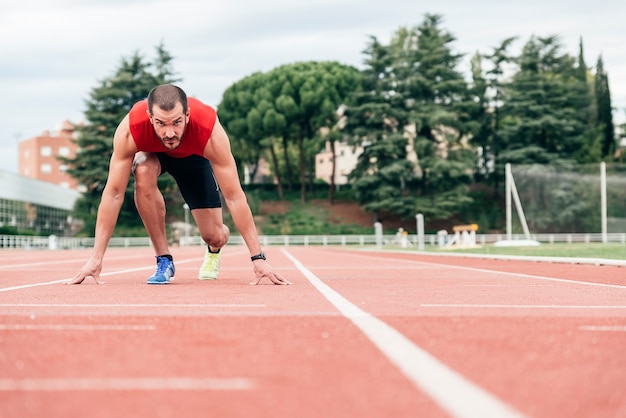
[425,242,626,260]
[258,200,373,235]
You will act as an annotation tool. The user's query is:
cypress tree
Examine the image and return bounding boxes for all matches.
[595,55,615,158]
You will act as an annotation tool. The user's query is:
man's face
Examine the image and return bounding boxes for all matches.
[148,103,189,150]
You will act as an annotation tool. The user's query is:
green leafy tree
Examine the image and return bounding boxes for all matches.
[219,62,360,202]
[344,34,417,220]
[499,35,586,165]
[270,62,360,202]
[406,15,477,219]
[61,43,180,235]
[594,55,615,158]
[573,38,603,164]
[471,37,517,190]
[346,15,476,222]
[616,113,626,162]
[218,72,277,189]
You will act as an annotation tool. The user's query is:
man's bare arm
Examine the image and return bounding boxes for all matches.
[205,118,290,285]
[68,116,137,284]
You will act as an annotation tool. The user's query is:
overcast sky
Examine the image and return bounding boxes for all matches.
[1,0,624,174]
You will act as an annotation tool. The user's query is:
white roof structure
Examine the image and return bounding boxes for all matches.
[0,170,80,210]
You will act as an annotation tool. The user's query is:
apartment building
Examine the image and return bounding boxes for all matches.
[315,141,363,185]
[18,120,79,190]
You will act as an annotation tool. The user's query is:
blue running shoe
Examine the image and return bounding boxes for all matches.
[147,256,175,284]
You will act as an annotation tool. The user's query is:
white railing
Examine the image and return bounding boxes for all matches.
[1,232,626,250]
[0,235,153,250]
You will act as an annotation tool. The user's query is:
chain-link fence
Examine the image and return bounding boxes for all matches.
[510,163,626,234]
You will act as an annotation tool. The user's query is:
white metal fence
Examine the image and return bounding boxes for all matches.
[2,232,626,250]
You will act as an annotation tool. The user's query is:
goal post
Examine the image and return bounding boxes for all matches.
[505,162,608,243]
[505,163,532,241]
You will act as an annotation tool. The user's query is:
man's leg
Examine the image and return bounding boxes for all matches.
[159,154,225,279]
[192,208,230,251]
[133,152,171,256]
[193,208,230,280]
[134,152,175,284]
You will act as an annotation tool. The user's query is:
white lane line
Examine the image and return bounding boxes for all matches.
[0,377,253,391]
[412,260,626,290]
[421,304,626,309]
[0,254,150,270]
[0,279,69,292]
[0,259,89,269]
[352,250,626,290]
[579,325,626,331]
[282,249,526,418]
[0,304,265,308]
[382,249,626,267]
[0,324,156,331]
[0,259,200,292]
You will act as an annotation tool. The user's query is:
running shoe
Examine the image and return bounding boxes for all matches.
[198,247,221,280]
[147,256,175,284]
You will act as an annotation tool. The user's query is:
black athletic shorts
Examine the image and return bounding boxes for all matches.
[156,154,222,210]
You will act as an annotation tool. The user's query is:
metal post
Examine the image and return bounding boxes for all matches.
[506,163,512,241]
[601,162,607,244]
[415,213,424,251]
[374,222,383,249]
[183,203,190,246]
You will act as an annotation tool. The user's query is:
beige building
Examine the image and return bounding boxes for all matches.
[315,127,420,185]
[315,141,363,185]
[18,120,79,190]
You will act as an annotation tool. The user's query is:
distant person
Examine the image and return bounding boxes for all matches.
[69,84,290,286]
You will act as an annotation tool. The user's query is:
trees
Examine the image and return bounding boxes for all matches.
[344,32,419,220]
[219,61,361,202]
[408,15,476,218]
[345,14,476,221]
[62,44,180,234]
[216,71,276,191]
[61,19,620,235]
[595,56,616,158]
[498,35,587,165]
[470,36,517,191]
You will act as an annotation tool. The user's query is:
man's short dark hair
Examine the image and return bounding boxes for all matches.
[147,84,188,114]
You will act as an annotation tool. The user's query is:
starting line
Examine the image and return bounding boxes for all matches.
[0,377,254,391]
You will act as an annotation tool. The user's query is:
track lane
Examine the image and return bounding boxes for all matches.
[1,246,625,417]
[283,247,626,418]
[0,246,443,418]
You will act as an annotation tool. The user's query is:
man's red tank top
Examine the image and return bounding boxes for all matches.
[128,97,217,158]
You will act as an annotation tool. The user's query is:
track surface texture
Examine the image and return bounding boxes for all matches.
[1,246,625,418]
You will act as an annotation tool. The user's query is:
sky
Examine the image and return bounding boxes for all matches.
[1,0,625,174]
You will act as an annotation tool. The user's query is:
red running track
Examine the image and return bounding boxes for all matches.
[0,246,625,418]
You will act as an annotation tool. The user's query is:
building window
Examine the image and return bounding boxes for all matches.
[40,146,52,156]
[59,146,70,157]
[41,164,52,173]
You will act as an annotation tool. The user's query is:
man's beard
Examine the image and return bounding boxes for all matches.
[160,136,181,149]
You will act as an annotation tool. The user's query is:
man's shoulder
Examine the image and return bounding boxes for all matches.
[189,97,216,119]
[111,115,138,156]
[129,100,149,123]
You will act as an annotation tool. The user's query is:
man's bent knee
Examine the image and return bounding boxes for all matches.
[202,224,230,249]
[132,152,160,176]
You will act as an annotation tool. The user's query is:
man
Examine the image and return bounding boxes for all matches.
[69,84,290,286]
